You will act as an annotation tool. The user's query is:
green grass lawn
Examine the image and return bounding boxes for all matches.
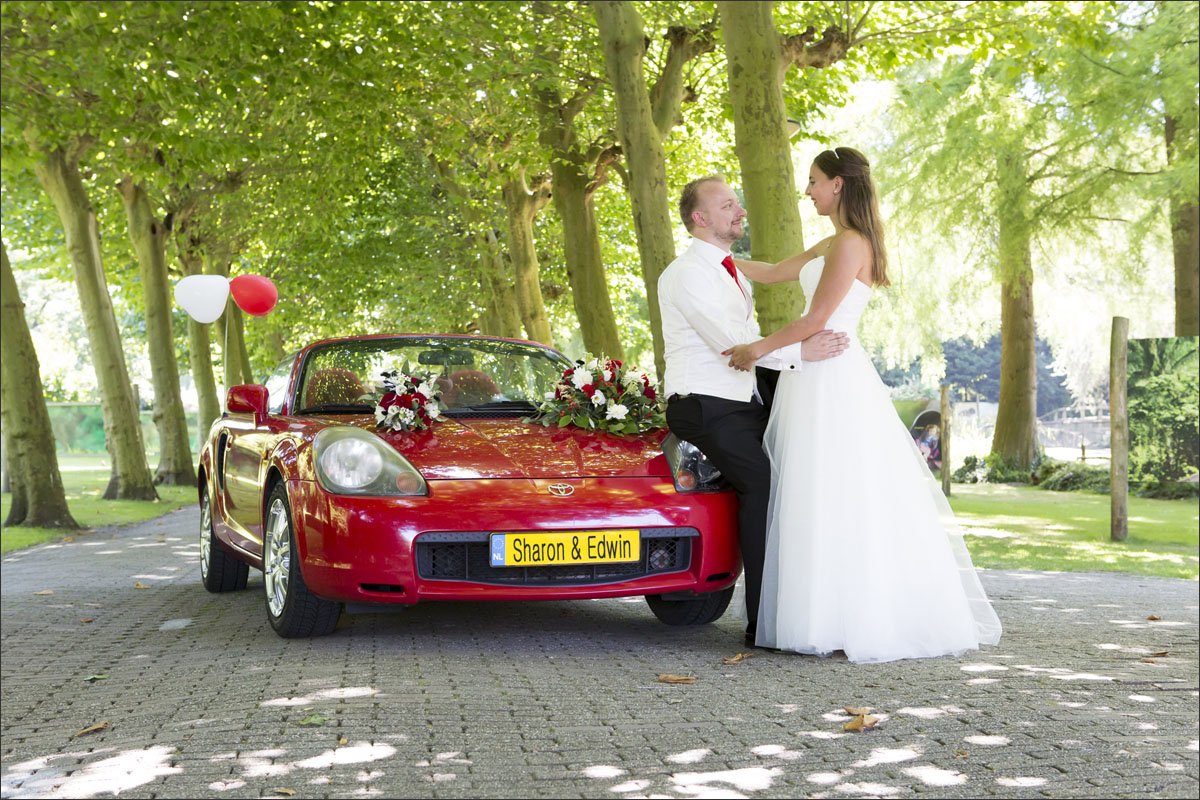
[950,483,1199,580]
[0,454,196,553]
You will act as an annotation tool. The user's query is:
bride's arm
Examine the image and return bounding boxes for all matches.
[733,236,832,284]
[725,235,868,369]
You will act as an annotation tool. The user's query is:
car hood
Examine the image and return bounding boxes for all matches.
[336,417,671,479]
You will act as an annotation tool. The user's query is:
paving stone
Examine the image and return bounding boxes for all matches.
[2,505,1197,798]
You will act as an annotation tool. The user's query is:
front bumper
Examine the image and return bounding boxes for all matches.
[288,476,740,604]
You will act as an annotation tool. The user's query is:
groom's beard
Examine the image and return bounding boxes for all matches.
[716,221,745,247]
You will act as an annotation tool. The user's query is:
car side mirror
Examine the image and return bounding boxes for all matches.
[227,384,269,427]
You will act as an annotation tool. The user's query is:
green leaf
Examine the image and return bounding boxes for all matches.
[297,713,328,726]
[84,674,109,682]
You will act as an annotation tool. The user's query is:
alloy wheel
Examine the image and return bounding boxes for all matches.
[264,498,291,617]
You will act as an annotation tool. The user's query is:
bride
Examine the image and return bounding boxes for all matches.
[725,147,1002,663]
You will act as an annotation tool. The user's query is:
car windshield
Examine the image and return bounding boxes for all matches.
[295,337,572,414]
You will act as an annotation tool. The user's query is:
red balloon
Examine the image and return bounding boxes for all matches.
[229,274,278,316]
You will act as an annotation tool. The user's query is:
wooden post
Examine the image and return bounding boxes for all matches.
[940,384,951,497]
[1110,317,1129,541]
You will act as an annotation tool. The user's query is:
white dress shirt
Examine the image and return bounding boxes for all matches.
[658,237,802,402]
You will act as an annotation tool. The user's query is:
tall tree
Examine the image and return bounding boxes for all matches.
[715,1,1027,334]
[501,168,554,344]
[1,239,80,528]
[118,176,194,485]
[593,1,715,378]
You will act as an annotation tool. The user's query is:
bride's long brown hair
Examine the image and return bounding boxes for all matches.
[814,147,890,287]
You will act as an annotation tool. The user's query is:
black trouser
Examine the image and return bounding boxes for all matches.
[665,368,778,631]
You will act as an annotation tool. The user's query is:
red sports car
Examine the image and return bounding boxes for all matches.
[198,334,740,637]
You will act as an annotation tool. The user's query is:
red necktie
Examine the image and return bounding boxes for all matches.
[721,255,746,298]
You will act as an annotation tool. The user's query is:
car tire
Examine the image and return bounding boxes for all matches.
[645,585,735,625]
[263,482,341,638]
[200,486,248,592]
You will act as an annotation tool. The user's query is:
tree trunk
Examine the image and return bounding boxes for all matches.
[211,258,254,388]
[118,177,195,486]
[594,1,680,379]
[483,227,523,339]
[1,240,80,528]
[33,143,157,501]
[177,246,221,443]
[502,172,554,345]
[1165,114,1199,337]
[718,1,807,336]
[990,149,1040,470]
[547,159,626,360]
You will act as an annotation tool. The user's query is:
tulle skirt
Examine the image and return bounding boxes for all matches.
[756,342,1002,663]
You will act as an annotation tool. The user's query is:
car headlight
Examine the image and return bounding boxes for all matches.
[313,427,427,496]
[661,432,725,493]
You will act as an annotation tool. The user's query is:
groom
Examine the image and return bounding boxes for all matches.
[658,175,848,646]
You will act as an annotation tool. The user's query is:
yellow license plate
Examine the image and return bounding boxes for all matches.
[489,530,640,567]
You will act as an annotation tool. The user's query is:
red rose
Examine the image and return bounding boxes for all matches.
[644,386,656,401]
[582,383,596,397]
[379,391,398,408]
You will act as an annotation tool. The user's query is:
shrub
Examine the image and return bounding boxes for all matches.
[953,453,1032,484]
[1039,462,1110,493]
[1135,475,1200,500]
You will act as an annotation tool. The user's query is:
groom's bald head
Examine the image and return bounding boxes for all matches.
[679,175,727,232]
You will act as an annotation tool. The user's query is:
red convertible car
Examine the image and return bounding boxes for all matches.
[198,334,740,637]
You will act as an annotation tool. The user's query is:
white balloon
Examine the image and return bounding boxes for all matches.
[174,275,230,323]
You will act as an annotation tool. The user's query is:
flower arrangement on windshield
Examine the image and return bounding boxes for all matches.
[374,367,444,433]
[525,355,665,435]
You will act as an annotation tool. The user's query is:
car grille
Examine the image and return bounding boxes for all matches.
[415,529,696,586]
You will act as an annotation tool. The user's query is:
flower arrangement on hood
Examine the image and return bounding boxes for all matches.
[525,355,665,435]
[374,366,444,433]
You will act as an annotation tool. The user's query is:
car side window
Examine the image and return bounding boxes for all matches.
[264,353,298,414]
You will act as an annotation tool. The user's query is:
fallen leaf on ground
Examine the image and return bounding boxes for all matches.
[74,721,110,737]
[134,582,150,589]
[1150,650,1169,657]
[33,590,54,596]
[657,674,697,684]
[666,698,683,704]
[843,714,880,732]
[84,675,109,682]
[338,736,348,745]
[954,750,969,759]
[62,537,74,542]
[297,713,328,726]
[843,706,870,715]
[722,653,753,665]
[1139,657,1157,663]
[1146,614,1162,620]
[270,790,295,797]
[78,618,94,624]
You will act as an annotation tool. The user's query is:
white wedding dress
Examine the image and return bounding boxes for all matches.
[755,257,1002,663]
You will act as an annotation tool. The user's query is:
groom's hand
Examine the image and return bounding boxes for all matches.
[801,330,849,362]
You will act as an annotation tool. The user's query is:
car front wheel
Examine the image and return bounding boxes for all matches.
[645,585,735,625]
[263,483,341,638]
[200,487,248,592]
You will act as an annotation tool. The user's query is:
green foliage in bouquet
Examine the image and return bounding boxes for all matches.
[524,355,665,435]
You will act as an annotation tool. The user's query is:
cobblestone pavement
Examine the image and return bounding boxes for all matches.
[2,505,1197,799]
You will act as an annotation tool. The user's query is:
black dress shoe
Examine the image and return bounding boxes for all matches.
[744,630,757,647]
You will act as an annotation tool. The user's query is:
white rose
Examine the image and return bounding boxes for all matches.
[571,370,590,390]
[426,404,441,420]
[601,368,612,382]
[606,403,628,420]
[591,389,606,406]
[585,358,599,371]
[621,371,640,387]
[418,381,437,398]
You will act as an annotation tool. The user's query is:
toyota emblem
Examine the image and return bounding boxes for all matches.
[547,483,575,497]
